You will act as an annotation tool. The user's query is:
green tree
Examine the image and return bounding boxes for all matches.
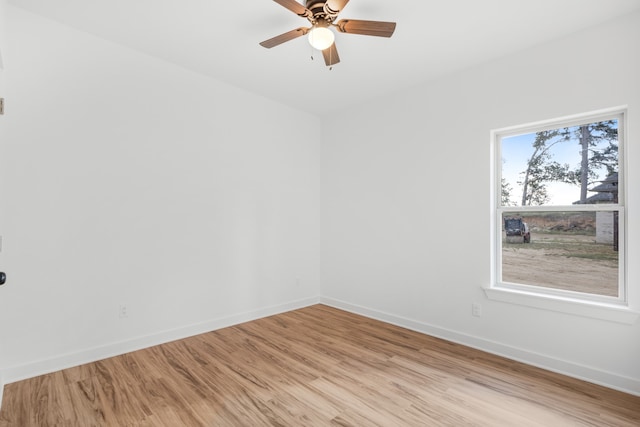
[501,177,515,206]
[519,129,570,206]
[562,121,618,204]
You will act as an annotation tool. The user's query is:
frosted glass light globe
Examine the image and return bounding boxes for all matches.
[308,26,335,50]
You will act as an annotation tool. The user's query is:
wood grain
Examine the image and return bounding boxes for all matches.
[1,304,639,426]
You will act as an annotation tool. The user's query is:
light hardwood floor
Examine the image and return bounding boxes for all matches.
[1,304,639,426]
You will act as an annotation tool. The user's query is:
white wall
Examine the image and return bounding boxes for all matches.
[2,3,639,399]
[0,6,321,382]
[0,0,7,405]
[321,12,640,394]
[0,0,5,73]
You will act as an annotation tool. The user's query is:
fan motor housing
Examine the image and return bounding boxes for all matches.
[305,1,336,22]
[305,0,326,13]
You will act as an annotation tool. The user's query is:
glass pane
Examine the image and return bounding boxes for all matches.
[501,120,619,207]
[501,211,619,297]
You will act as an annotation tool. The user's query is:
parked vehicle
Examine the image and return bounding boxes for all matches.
[504,217,531,243]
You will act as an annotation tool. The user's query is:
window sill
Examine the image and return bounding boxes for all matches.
[483,286,639,324]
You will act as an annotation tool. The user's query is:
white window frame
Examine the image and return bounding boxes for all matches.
[487,107,638,324]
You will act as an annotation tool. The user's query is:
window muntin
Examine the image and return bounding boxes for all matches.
[494,110,625,305]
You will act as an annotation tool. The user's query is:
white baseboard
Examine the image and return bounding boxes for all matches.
[320,297,640,397]
[4,295,638,399]
[2,296,321,385]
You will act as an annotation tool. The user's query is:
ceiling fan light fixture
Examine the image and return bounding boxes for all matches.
[260,0,396,66]
[308,26,335,50]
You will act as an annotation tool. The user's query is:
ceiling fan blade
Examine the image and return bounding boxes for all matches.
[260,27,309,48]
[335,19,396,37]
[272,0,313,18]
[324,0,350,15]
[322,43,340,66]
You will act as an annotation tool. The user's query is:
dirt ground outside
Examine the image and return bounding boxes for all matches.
[501,232,619,297]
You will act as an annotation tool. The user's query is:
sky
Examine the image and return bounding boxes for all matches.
[500,121,618,206]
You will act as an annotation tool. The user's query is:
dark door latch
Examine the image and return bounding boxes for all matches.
[0,272,6,285]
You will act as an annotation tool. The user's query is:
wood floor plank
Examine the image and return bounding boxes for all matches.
[1,304,639,426]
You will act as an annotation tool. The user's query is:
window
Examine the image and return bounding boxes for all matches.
[489,108,634,321]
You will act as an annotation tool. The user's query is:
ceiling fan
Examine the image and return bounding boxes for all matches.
[259,0,396,67]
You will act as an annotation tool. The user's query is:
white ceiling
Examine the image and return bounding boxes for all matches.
[9,0,640,116]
